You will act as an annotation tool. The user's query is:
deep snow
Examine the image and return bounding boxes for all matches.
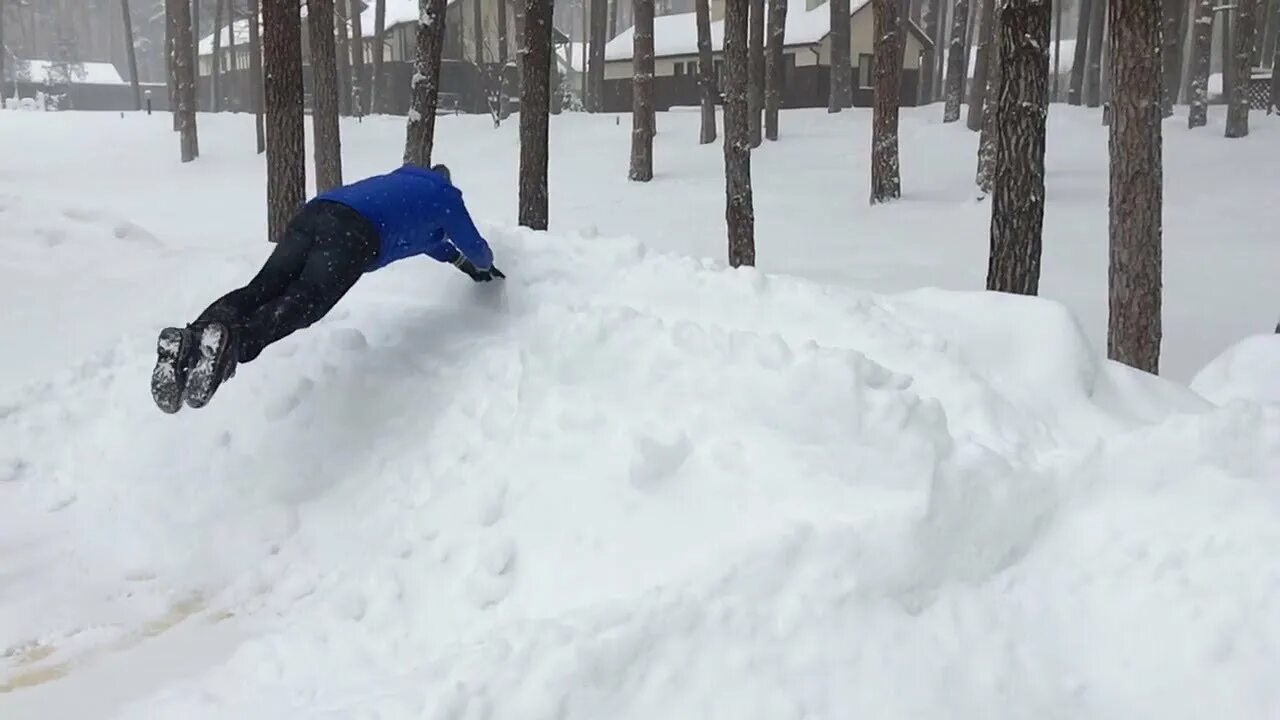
[0,106,1278,719]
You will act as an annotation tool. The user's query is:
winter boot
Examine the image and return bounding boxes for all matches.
[183,322,240,409]
[151,326,198,414]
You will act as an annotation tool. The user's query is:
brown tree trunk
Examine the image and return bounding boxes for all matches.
[748,0,765,144]
[404,0,447,165]
[249,0,266,152]
[764,0,787,139]
[1108,0,1163,374]
[498,0,510,118]
[171,0,200,161]
[263,0,306,242]
[589,0,608,110]
[212,0,225,111]
[168,4,180,129]
[308,0,343,191]
[920,0,942,102]
[966,0,994,130]
[372,0,387,113]
[986,0,1049,295]
[943,0,971,120]
[1067,0,1091,103]
[1225,0,1259,136]
[1188,0,1213,127]
[828,0,850,111]
[335,5,352,115]
[630,0,655,180]
[975,0,1001,194]
[723,0,755,267]
[871,0,903,203]
[519,0,552,229]
[349,0,366,115]
[122,0,143,110]
[1083,0,1104,106]
[696,0,717,142]
[1162,0,1187,115]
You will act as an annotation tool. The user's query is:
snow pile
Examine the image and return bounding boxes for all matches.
[1191,333,1280,405]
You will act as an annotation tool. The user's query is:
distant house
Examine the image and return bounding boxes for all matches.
[2,59,165,111]
[197,0,571,115]
[601,0,933,112]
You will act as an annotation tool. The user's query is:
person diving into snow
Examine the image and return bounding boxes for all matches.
[150,162,503,414]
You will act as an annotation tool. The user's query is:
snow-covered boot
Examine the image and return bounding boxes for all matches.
[150,326,198,414]
[183,322,240,409]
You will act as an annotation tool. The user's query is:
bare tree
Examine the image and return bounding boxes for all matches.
[349,0,365,115]
[943,0,971,120]
[589,0,607,110]
[967,0,995,130]
[986,0,1050,295]
[263,0,306,241]
[1083,0,1103,106]
[1108,0,1163,374]
[696,0,717,142]
[748,0,765,144]
[1067,0,1091,103]
[122,0,143,110]
[371,0,387,112]
[828,0,850,111]
[1225,0,1259,136]
[308,0,343,191]
[764,0,787,139]
[404,0,447,165]
[211,0,225,110]
[975,2,1001,194]
[519,0,552,229]
[170,0,199,161]
[1161,0,1187,115]
[723,0,755,266]
[630,0,655,180]
[249,0,266,152]
[870,0,903,203]
[1188,0,1212,127]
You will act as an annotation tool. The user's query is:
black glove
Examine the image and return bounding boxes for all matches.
[454,255,506,282]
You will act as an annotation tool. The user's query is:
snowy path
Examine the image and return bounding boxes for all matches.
[1,108,1279,718]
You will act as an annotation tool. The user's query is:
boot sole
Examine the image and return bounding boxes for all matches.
[184,323,235,409]
[151,327,192,414]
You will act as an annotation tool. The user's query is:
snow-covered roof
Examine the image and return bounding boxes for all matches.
[198,0,457,56]
[14,59,126,85]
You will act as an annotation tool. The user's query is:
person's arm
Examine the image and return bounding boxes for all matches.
[437,186,494,270]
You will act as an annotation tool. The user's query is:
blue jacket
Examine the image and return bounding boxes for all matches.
[312,164,494,272]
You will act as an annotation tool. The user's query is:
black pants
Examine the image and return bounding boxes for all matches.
[193,201,380,363]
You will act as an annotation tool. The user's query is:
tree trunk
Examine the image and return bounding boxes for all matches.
[191,0,200,111]
[498,0,510,118]
[931,0,947,99]
[335,5,352,115]
[249,0,266,152]
[1264,0,1279,69]
[0,0,5,101]
[263,0,306,241]
[1161,0,1187,115]
[1083,0,1103,106]
[1188,0,1213,126]
[212,0,225,111]
[986,0,1049,295]
[228,0,238,106]
[171,0,200,161]
[372,0,387,112]
[1220,9,1234,104]
[1271,39,1279,112]
[943,0,971,120]
[828,0,850,112]
[404,0,447,165]
[630,0,655,180]
[589,0,608,110]
[696,0,717,142]
[308,0,343,191]
[1067,0,1091,103]
[1225,0,1259,136]
[609,0,619,40]
[975,0,1001,194]
[168,4,179,129]
[871,0,903,203]
[723,0,755,267]
[519,0,552,229]
[918,0,941,102]
[122,0,143,110]
[1052,0,1062,99]
[764,0,787,139]
[349,0,366,115]
[748,0,765,144]
[1108,0,1163,375]
[967,0,995,130]
[581,0,589,101]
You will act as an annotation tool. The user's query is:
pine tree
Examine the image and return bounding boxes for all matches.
[975,0,1001,194]
[169,0,199,160]
[211,0,225,110]
[122,0,143,110]
[921,0,943,102]
[404,0,447,165]
[764,0,787,139]
[1083,0,1104,106]
[349,0,366,115]
[589,0,608,110]
[263,0,306,241]
[967,0,995,130]
[986,0,1050,295]
[1225,0,1259,136]
[308,0,343,191]
[696,0,717,143]
[943,0,971,121]
[1108,0,1163,374]
[249,0,266,152]
[870,0,903,203]
[748,0,765,144]
[1187,0,1213,127]
[629,0,655,180]
[828,0,850,112]
[519,0,553,229]
[1067,0,1091,103]
[1161,0,1187,115]
[723,0,755,266]
[371,0,387,112]
[335,2,352,115]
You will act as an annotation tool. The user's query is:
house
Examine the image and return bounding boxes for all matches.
[2,59,167,111]
[601,0,933,112]
[197,0,571,115]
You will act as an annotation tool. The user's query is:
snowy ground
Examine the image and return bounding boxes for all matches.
[1,106,1278,719]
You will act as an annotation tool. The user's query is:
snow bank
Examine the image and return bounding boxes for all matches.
[1191,333,1280,405]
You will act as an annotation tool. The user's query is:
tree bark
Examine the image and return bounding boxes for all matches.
[0,1,5,101]
[1188,0,1213,127]
[349,0,366,115]
[404,0,447,165]
[986,0,1049,295]
[372,0,387,112]
[696,0,718,142]
[168,3,179,128]
[1108,0,1163,375]
[1264,0,1279,68]
[723,0,755,267]
[171,0,200,161]
[192,0,201,110]
[1067,0,1091,103]
[1161,0,1186,115]
[828,0,850,111]
[931,0,948,99]
[975,0,1001,194]
[609,0,619,40]
[308,0,343,191]
[212,0,225,111]
[1083,0,1103,106]
[519,0,552,229]
[122,0,143,110]
[249,0,266,152]
[920,0,942,102]
[1271,37,1279,112]
[871,0,903,203]
[263,0,306,241]
[765,0,787,139]
[630,0,655,180]
[589,0,608,110]
[335,4,352,115]
[747,0,765,144]
[943,0,971,120]
[1225,0,1258,136]
[1220,9,1234,104]
[967,0,995,130]
[227,0,238,104]
[1052,0,1062,99]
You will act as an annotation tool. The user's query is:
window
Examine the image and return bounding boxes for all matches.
[674,62,685,76]
[858,53,874,89]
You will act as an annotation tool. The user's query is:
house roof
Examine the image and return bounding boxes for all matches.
[13,59,126,85]
[604,0,932,63]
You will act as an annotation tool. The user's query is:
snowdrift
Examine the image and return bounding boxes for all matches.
[2,218,1278,719]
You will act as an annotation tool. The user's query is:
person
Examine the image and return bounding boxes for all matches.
[150,162,503,414]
